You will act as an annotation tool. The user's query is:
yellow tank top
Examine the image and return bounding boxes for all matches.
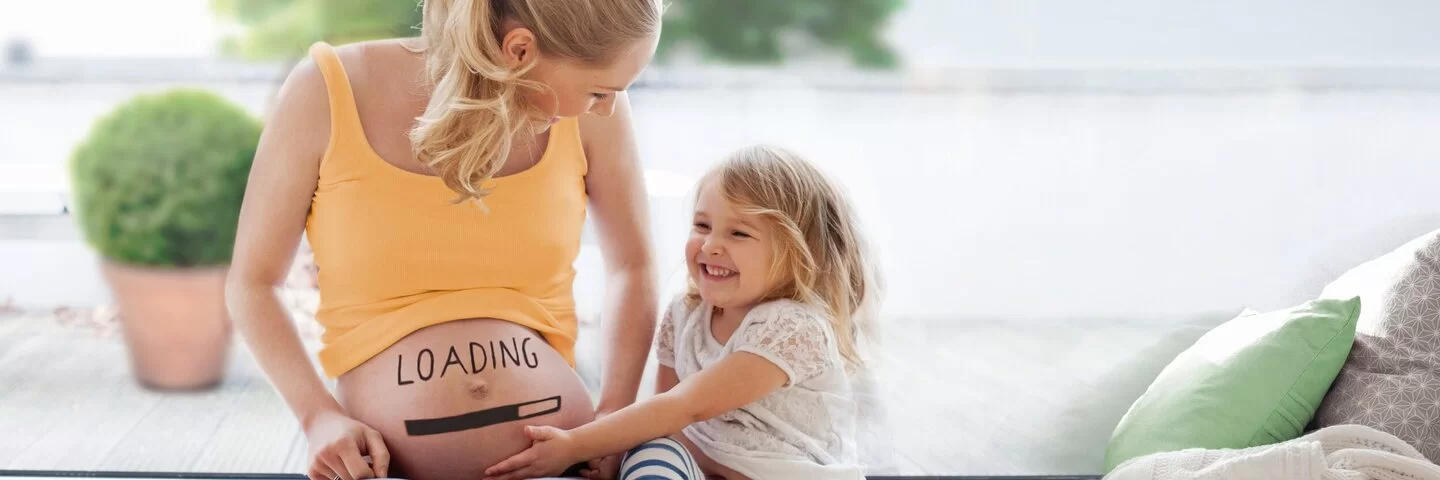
[305,42,588,378]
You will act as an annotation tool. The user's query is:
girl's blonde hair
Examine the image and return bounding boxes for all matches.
[411,0,661,203]
[687,145,884,371]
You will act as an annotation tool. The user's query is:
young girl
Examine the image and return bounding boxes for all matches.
[483,145,883,480]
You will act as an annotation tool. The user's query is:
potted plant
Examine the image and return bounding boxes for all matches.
[69,88,261,391]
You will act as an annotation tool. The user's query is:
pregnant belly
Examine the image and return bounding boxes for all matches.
[336,318,594,480]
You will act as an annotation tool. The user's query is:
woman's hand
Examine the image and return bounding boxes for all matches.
[483,426,582,480]
[579,410,623,480]
[579,454,622,480]
[303,410,391,480]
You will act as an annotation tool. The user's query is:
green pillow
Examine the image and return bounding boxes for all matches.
[1103,296,1360,472]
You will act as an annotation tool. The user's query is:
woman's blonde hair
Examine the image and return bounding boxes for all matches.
[411,0,661,203]
[686,145,884,372]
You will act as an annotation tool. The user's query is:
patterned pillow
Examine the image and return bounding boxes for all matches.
[1312,229,1440,460]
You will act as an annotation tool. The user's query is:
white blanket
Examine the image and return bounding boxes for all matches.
[1106,424,1440,480]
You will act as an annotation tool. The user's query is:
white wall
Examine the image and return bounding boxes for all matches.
[624,88,1440,320]
[5,84,1440,322]
[889,0,1440,69]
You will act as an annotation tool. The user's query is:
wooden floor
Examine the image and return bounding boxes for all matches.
[0,303,1195,477]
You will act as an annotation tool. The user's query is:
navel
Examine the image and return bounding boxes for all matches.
[467,379,490,400]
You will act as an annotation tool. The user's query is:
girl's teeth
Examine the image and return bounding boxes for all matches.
[705,265,734,277]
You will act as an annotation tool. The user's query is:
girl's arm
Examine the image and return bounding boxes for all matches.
[226,54,389,480]
[483,352,788,480]
[579,93,659,416]
[576,352,788,456]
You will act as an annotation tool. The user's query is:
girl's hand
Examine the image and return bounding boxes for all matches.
[303,410,390,480]
[483,426,581,480]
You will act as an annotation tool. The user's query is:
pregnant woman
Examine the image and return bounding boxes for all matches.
[226,1,663,479]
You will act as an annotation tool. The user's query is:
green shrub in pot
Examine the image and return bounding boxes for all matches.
[68,88,261,390]
[70,88,261,266]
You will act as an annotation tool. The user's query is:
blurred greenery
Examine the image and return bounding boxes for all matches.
[69,89,262,267]
[212,0,903,68]
[660,0,904,68]
[210,0,422,59]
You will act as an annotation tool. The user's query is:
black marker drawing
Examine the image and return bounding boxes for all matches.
[417,348,434,381]
[404,395,562,436]
[442,347,467,377]
[396,337,542,386]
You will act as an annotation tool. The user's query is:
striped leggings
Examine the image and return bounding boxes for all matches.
[618,437,704,480]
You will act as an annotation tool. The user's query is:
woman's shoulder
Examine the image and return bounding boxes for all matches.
[269,39,412,116]
[319,38,425,84]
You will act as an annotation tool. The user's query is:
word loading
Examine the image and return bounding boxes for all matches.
[397,337,540,385]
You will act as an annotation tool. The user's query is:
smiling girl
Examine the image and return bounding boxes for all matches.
[484,145,882,480]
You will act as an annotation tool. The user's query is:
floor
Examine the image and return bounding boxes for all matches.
[0,296,1182,477]
[0,474,1102,480]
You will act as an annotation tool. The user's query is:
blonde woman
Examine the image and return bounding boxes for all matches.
[227,1,663,479]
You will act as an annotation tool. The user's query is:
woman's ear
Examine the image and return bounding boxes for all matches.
[500,26,538,68]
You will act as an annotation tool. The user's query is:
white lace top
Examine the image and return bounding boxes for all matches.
[656,296,864,480]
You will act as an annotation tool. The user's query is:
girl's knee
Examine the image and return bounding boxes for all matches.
[620,437,701,480]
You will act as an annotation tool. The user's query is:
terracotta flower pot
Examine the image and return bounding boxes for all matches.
[100,260,232,391]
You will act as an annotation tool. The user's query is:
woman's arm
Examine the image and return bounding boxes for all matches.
[656,365,679,395]
[579,93,659,415]
[227,57,335,433]
[226,55,389,480]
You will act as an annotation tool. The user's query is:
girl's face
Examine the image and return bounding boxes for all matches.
[687,182,778,312]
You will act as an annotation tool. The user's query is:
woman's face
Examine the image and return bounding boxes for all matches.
[503,29,658,124]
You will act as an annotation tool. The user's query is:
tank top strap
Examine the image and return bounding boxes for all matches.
[551,116,588,177]
[307,42,368,151]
